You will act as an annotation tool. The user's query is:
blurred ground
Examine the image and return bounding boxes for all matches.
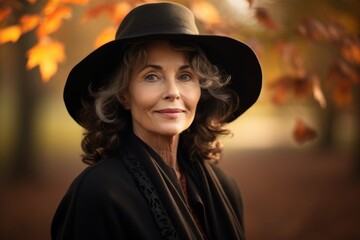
[0,150,359,240]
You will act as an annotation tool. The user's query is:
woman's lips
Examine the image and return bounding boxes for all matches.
[154,108,185,118]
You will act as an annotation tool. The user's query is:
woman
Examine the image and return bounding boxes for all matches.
[51,2,262,240]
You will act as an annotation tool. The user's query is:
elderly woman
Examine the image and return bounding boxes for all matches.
[51,2,261,240]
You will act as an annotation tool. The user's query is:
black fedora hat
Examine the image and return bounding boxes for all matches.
[64,1,262,124]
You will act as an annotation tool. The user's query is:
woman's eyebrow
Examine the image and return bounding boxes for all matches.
[179,65,191,70]
[139,64,191,72]
[140,64,162,71]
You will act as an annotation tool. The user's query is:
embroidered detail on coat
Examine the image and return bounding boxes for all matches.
[123,152,179,240]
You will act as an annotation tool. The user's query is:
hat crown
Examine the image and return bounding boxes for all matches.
[115,2,199,39]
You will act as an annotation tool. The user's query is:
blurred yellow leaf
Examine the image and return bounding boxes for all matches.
[37,5,72,38]
[20,14,40,33]
[0,25,22,44]
[94,27,116,48]
[191,1,221,25]
[26,39,65,82]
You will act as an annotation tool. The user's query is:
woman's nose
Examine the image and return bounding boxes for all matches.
[163,78,180,100]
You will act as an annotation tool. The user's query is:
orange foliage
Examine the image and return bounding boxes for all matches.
[191,1,222,26]
[326,61,358,107]
[342,37,360,65]
[293,119,317,145]
[26,39,65,82]
[95,27,116,48]
[298,18,346,42]
[0,25,21,43]
[0,7,12,22]
[0,0,359,144]
[82,2,131,25]
[62,0,89,4]
[20,14,40,33]
[37,5,72,38]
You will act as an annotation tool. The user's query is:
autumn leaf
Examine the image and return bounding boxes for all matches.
[82,1,131,24]
[298,18,329,41]
[293,119,317,145]
[276,42,305,77]
[191,1,222,26]
[37,5,72,38]
[326,61,358,107]
[82,3,111,22]
[269,75,312,105]
[255,7,277,30]
[94,27,116,48]
[0,7,12,22]
[112,2,131,24]
[20,14,40,33]
[0,25,21,43]
[298,18,346,42]
[61,0,89,5]
[269,76,288,105]
[342,37,360,65]
[26,38,65,82]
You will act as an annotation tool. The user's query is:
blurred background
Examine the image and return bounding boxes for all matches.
[0,0,359,239]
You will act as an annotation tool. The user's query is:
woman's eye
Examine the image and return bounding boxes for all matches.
[178,73,192,81]
[145,74,158,81]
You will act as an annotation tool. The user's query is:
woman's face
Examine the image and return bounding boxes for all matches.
[123,40,201,140]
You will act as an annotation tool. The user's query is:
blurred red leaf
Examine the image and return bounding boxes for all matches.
[269,76,290,105]
[342,37,360,65]
[298,18,346,42]
[293,119,317,144]
[276,42,305,76]
[0,7,12,22]
[255,7,277,30]
[326,61,359,107]
[269,75,312,105]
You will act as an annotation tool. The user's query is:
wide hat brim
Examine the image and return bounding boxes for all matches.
[64,4,262,124]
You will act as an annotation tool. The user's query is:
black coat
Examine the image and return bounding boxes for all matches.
[51,134,245,240]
